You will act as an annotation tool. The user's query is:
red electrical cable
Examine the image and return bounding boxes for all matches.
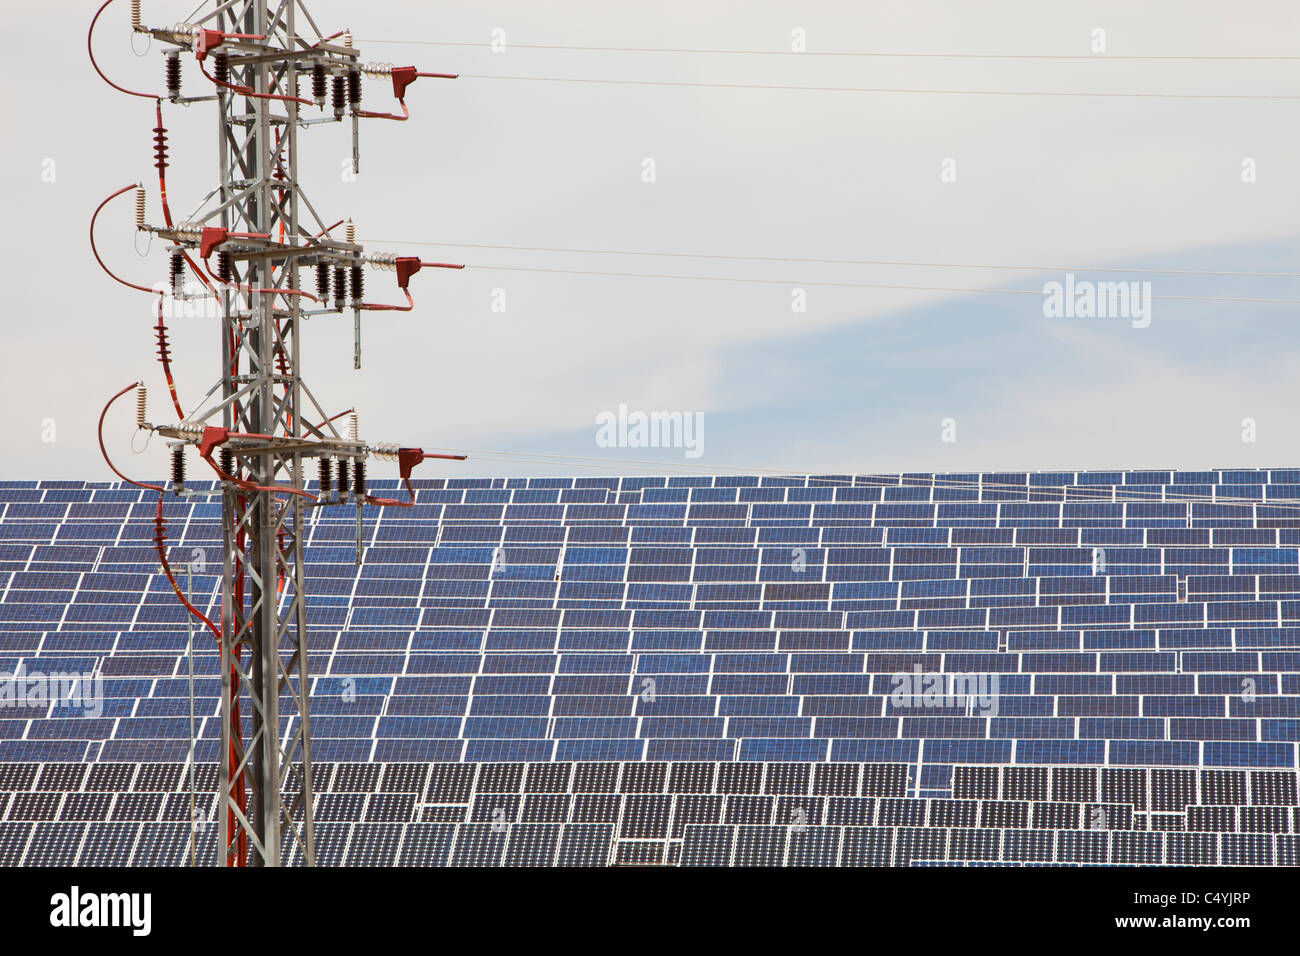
[153,497,221,642]
[360,260,462,310]
[207,456,250,868]
[92,182,190,419]
[227,493,249,866]
[98,384,165,492]
[155,491,239,863]
[273,129,288,247]
[100,388,219,644]
[98,386,212,635]
[360,288,414,312]
[198,58,312,106]
[311,30,348,48]
[102,381,247,861]
[364,478,418,507]
[277,526,287,594]
[273,317,295,436]
[197,217,317,304]
[358,70,458,122]
[200,452,318,500]
[91,185,157,294]
[358,100,410,122]
[89,0,157,100]
[305,408,354,434]
[356,65,457,121]
[226,323,239,380]
[365,450,468,507]
[202,257,321,305]
[191,426,319,499]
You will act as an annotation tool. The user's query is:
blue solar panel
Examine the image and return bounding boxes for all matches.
[2,470,1300,866]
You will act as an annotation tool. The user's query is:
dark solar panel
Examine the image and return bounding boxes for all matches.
[2,471,1297,866]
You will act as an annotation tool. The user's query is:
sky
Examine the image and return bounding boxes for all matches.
[2,0,1298,482]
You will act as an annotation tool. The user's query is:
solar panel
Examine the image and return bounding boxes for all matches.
[0,470,1297,866]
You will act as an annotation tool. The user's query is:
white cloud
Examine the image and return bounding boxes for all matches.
[3,1,1297,477]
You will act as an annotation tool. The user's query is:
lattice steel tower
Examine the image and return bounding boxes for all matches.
[91,0,462,866]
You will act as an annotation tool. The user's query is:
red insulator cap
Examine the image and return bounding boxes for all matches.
[391,66,419,100]
[397,447,467,480]
[200,227,228,260]
[395,257,423,290]
[195,30,226,61]
[198,426,230,460]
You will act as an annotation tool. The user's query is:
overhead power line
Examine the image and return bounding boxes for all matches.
[456,72,1299,101]
[359,38,1300,62]
[466,264,1300,306]
[367,239,1300,281]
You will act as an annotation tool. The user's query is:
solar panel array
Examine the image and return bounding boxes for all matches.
[1,469,1299,866]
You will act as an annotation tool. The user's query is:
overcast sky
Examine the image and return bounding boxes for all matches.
[3,0,1298,481]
